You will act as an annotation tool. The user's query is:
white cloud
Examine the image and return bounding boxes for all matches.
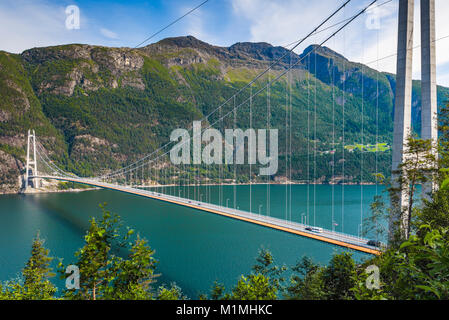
[231,0,449,86]
[0,0,98,53]
[230,0,401,74]
[177,6,220,46]
[0,0,120,53]
[0,0,67,53]
[2,0,449,86]
[231,0,333,47]
[185,9,206,39]
[100,28,119,39]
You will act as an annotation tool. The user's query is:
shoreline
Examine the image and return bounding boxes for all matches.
[1,187,101,196]
[1,181,379,196]
[138,182,379,188]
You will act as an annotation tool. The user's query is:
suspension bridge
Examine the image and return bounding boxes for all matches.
[20,0,440,256]
[33,173,381,255]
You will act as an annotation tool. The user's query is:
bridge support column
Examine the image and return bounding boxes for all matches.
[25,129,39,189]
[391,0,438,241]
[421,0,438,198]
[391,0,414,241]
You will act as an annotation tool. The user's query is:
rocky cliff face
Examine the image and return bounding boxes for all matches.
[0,35,448,193]
[0,149,23,193]
[22,44,146,96]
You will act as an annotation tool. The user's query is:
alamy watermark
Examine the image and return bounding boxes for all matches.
[170,121,279,176]
[65,264,80,290]
[65,5,80,30]
[365,6,381,30]
[365,264,380,290]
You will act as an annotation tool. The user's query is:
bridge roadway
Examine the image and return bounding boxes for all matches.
[34,175,381,255]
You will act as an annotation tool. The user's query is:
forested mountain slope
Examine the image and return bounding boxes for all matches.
[1,35,448,193]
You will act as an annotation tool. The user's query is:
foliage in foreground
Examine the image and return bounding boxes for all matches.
[2,117,449,300]
[1,194,448,300]
[0,204,186,300]
[0,232,56,300]
[58,204,158,300]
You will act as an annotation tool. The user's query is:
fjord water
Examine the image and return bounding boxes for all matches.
[0,184,384,298]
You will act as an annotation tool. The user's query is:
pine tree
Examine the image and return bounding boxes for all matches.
[21,232,56,299]
[392,136,438,240]
[60,204,118,300]
[156,283,187,300]
[106,235,158,300]
[60,203,158,300]
[231,274,277,300]
[252,248,287,293]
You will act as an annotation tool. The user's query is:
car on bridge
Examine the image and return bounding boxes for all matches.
[305,226,323,233]
[367,240,382,247]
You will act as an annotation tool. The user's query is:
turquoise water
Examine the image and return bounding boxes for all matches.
[0,184,384,298]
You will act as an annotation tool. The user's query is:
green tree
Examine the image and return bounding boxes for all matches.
[202,249,280,300]
[0,278,26,300]
[208,281,226,300]
[60,205,115,300]
[22,232,57,299]
[59,203,157,300]
[286,256,325,300]
[251,248,287,293]
[231,274,277,300]
[392,136,437,240]
[0,232,56,300]
[321,252,357,300]
[425,102,449,229]
[363,194,389,243]
[285,252,357,300]
[437,103,449,170]
[352,225,449,300]
[156,283,187,300]
[418,188,449,230]
[105,235,157,300]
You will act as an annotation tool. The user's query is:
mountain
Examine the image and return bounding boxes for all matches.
[0,35,448,193]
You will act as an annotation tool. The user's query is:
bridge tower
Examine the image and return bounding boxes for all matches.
[391,0,437,240]
[25,129,39,189]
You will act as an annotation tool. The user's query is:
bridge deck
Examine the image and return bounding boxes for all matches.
[34,175,381,255]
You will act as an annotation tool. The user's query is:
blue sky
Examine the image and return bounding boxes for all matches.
[1,0,449,86]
